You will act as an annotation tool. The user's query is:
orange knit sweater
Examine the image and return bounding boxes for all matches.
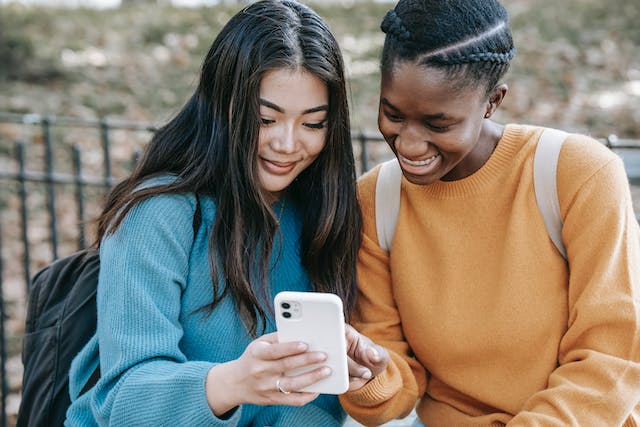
[341,124,640,426]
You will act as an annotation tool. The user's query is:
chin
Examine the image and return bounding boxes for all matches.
[402,173,438,186]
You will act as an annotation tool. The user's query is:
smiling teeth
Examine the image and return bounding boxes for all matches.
[400,154,439,167]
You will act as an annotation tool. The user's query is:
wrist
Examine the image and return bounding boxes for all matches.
[206,362,240,417]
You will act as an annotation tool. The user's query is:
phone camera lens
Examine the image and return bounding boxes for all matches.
[282,311,291,318]
[281,302,291,309]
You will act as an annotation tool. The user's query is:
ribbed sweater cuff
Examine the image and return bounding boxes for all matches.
[344,362,403,406]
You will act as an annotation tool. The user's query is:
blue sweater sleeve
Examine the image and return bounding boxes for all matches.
[80,192,346,426]
[89,193,239,426]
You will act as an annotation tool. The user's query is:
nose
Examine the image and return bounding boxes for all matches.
[395,122,427,152]
[271,123,297,154]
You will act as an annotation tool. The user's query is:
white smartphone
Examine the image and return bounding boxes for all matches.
[274,291,349,395]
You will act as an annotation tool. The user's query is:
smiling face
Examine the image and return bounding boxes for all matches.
[379,60,504,185]
[257,68,329,202]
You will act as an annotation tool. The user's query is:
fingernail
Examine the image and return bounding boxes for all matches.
[321,367,331,376]
[297,342,308,351]
[361,369,372,379]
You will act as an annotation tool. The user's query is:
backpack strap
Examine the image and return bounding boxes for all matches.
[375,159,403,253]
[374,130,568,259]
[533,128,568,259]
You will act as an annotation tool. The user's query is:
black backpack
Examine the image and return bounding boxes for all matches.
[17,197,201,427]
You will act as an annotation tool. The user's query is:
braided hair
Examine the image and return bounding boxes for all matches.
[381,0,515,95]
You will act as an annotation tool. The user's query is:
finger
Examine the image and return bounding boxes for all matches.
[257,332,280,344]
[277,366,332,393]
[252,340,309,361]
[345,327,378,367]
[277,351,327,373]
[365,345,390,377]
[348,375,369,392]
[347,356,372,380]
[344,324,360,348]
[347,334,389,376]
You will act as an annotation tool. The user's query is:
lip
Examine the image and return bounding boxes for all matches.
[398,153,441,176]
[261,157,297,175]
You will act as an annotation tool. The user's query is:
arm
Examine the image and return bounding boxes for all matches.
[90,195,331,426]
[90,193,229,426]
[340,171,427,425]
[510,155,640,426]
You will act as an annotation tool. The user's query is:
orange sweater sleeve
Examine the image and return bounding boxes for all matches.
[339,166,427,426]
[509,140,640,426]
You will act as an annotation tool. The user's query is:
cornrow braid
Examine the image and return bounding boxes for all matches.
[447,49,515,65]
[381,0,516,95]
[381,9,411,42]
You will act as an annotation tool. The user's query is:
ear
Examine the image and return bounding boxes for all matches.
[483,83,508,119]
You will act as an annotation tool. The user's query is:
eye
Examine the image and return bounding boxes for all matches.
[426,123,450,132]
[304,121,326,130]
[261,118,275,126]
[383,110,403,122]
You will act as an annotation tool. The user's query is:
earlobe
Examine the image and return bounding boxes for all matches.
[484,83,508,119]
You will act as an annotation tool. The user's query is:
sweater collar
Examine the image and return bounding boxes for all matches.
[403,124,524,198]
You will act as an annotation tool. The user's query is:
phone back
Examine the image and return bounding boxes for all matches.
[274,291,349,394]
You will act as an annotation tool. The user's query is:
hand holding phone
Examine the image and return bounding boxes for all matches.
[274,291,349,394]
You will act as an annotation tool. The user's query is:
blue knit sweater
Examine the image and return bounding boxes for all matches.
[65,191,345,426]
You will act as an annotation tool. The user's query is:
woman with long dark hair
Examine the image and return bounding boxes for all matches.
[65,1,362,425]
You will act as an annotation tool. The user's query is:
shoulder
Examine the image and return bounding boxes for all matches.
[107,189,201,248]
[552,129,628,215]
[516,124,622,184]
[560,132,621,176]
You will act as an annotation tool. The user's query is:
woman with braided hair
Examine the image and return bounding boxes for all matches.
[343,0,640,425]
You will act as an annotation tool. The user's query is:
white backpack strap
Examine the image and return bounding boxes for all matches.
[533,128,568,259]
[375,159,403,253]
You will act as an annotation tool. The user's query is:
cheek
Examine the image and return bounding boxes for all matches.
[378,120,393,134]
[377,117,397,148]
[257,128,271,152]
[306,133,327,157]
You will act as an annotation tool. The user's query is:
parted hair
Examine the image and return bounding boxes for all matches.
[381,0,515,94]
[97,0,361,336]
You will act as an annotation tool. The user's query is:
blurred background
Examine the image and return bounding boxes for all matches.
[0,0,639,425]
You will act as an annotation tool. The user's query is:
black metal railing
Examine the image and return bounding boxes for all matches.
[0,112,639,427]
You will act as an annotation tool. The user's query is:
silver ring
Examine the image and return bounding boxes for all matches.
[276,378,291,395]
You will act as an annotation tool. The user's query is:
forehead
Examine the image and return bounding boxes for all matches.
[381,61,484,112]
[260,68,328,111]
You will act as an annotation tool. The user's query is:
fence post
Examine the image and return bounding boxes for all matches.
[100,118,112,187]
[0,219,7,427]
[17,142,31,294]
[72,146,87,250]
[42,117,59,260]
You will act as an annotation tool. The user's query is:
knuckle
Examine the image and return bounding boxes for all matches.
[281,356,298,371]
[249,363,265,377]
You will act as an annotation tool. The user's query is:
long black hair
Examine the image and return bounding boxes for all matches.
[381,0,515,94]
[97,0,361,336]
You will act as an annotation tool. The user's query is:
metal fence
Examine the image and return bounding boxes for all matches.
[0,112,639,426]
[0,112,386,426]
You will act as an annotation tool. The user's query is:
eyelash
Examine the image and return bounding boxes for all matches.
[384,111,402,122]
[384,111,450,132]
[427,124,450,132]
[260,118,326,130]
[304,122,326,130]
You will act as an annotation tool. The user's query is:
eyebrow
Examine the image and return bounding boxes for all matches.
[381,98,451,121]
[260,98,329,115]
